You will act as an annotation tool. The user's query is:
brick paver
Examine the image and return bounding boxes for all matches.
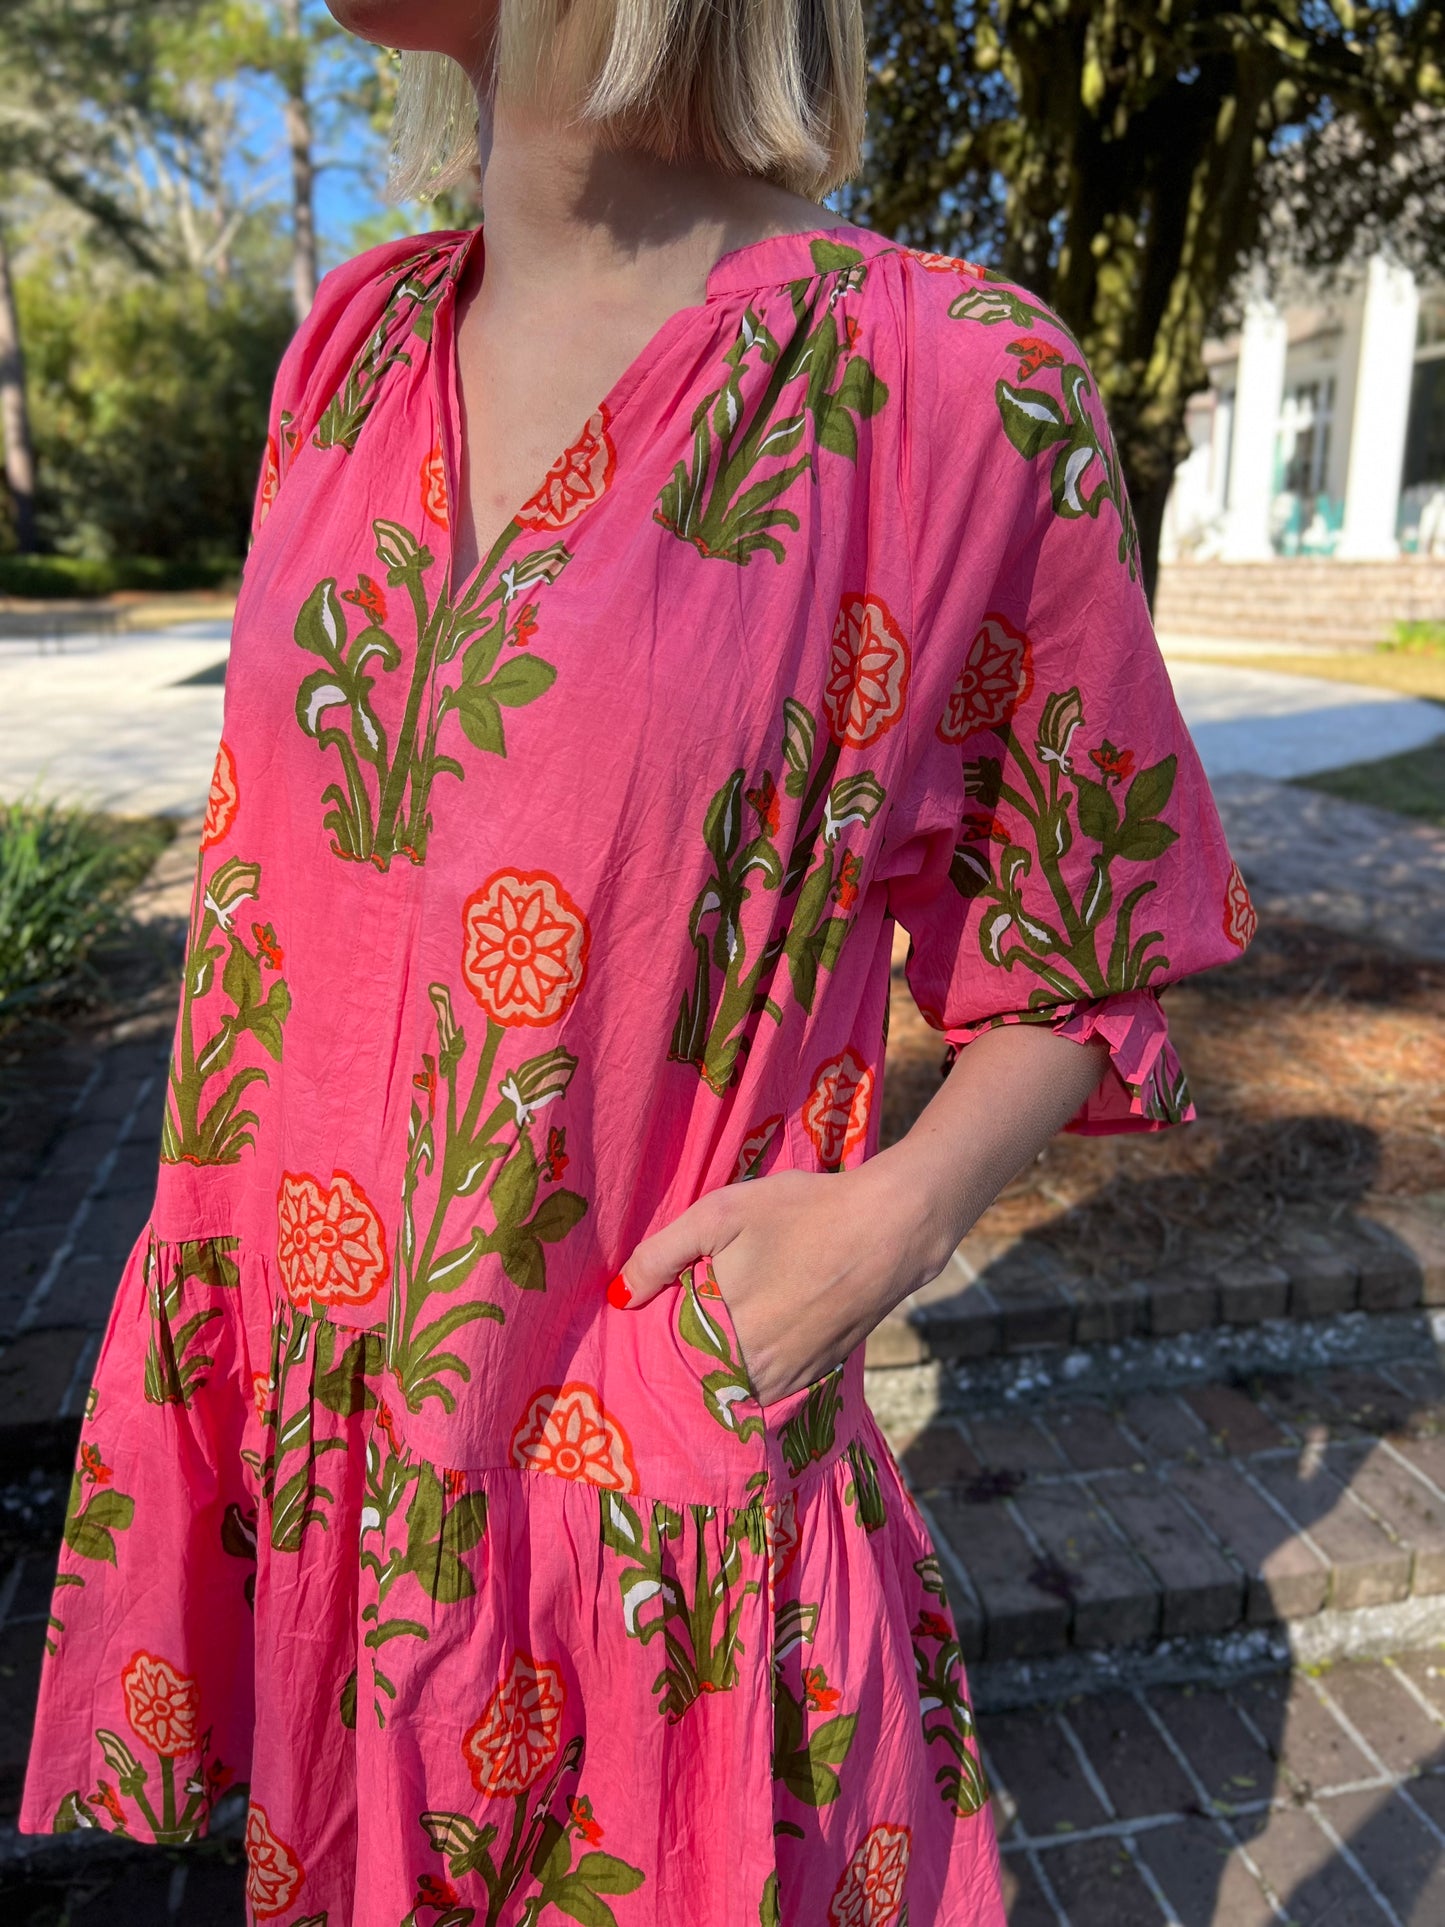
[980,1654,1445,1924]
[885,1356,1445,1663]
[866,1189,1445,1370]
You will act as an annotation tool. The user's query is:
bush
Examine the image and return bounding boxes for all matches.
[15,262,294,567]
[0,554,240,599]
[1381,620,1445,656]
[0,801,174,1020]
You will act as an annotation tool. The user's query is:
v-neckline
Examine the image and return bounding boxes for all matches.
[429,217,876,605]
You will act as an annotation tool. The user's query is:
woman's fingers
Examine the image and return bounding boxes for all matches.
[609,1189,741,1308]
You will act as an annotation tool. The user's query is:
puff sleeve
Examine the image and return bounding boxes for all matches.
[883,264,1255,1132]
[247,231,470,541]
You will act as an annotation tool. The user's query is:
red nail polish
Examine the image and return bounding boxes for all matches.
[606,1273,632,1308]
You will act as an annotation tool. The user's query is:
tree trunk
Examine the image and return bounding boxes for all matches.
[281,0,317,321]
[1128,466,1173,617]
[0,220,37,553]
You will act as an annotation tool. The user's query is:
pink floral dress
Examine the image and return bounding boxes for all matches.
[22,221,1253,1924]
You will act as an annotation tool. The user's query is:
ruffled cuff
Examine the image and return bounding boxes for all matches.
[943,989,1194,1135]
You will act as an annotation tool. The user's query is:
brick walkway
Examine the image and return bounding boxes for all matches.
[990,1652,1445,1924]
[884,1358,1445,1666]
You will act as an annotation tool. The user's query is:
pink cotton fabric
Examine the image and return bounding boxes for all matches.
[23,221,1251,1924]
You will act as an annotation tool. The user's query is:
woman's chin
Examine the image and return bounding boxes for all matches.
[324,0,494,56]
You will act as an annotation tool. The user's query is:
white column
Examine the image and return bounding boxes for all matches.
[1221,296,1288,561]
[1337,256,1420,560]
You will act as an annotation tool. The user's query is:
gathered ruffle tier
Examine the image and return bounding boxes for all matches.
[22,1228,1003,1925]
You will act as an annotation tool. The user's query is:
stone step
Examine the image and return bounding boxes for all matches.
[875,1351,1445,1690]
[864,1200,1445,1369]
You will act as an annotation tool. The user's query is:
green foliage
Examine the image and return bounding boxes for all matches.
[849,1,1445,597]
[0,800,172,1019]
[15,260,292,564]
[1294,733,1445,828]
[0,553,237,596]
[1383,620,1445,657]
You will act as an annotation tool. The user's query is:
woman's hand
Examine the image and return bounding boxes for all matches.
[609,1161,954,1407]
[608,1024,1113,1408]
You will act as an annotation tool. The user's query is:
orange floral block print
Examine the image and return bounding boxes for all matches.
[421,443,450,527]
[907,247,986,279]
[517,404,616,531]
[937,615,1034,741]
[246,1803,306,1919]
[765,1491,800,1585]
[463,1653,566,1797]
[510,1382,639,1493]
[122,1651,200,1757]
[1223,861,1258,949]
[201,741,239,849]
[256,435,280,525]
[826,593,911,748]
[828,1823,912,1926]
[276,1170,389,1310]
[460,870,590,1027]
[802,1048,874,1169]
[732,1113,783,1182]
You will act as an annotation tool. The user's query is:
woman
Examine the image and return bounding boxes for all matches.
[22,1,1253,1920]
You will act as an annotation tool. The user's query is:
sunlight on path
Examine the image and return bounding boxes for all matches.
[0,624,231,815]
[1159,642,1444,782]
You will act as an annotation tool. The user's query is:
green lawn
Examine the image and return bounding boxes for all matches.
[1293,734,1445,827]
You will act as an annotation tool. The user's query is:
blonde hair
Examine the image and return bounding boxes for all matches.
[389,0,866,205]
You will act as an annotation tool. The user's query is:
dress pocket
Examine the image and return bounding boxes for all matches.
[679,1253,848,1424]
[674,1253,764,1434]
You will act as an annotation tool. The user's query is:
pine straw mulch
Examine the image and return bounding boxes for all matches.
[880,918,1445,1283]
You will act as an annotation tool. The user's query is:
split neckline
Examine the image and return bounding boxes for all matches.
[428,218,904,601]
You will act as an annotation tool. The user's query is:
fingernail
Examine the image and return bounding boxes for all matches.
[606,1273,631,1309]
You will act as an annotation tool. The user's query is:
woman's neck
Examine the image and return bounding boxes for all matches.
[469,91,844,310]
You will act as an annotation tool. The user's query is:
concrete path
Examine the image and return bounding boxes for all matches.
[1159,647,1443,783]
[0,625,229,816]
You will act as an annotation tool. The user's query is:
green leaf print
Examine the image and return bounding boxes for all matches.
[952,308,1140,578]
[654,255,888,565]
[599,1492,764,1721]
[58,1440,134,1581]
[71,1712,232,1844]
[48,1429,138,1649]
[161,859,291,1166]
[776,1369,845,1477]
[358,1426,491,1723]
[261,1310,383,1552]
[675,1261,764,1443]
[295,521,571,869]
[843,1439,887,1533]
[772,1667,859,1808]
[313,244,463,453]
[387,984,589,1415]
[142,1237,240,1408]
[670,701,882,1094]
[63,1486,134,1563]
[416,1741,647,1927]
[950,685,1182,1082]
[912,1592,990,1818]
[946,273,1055,332]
